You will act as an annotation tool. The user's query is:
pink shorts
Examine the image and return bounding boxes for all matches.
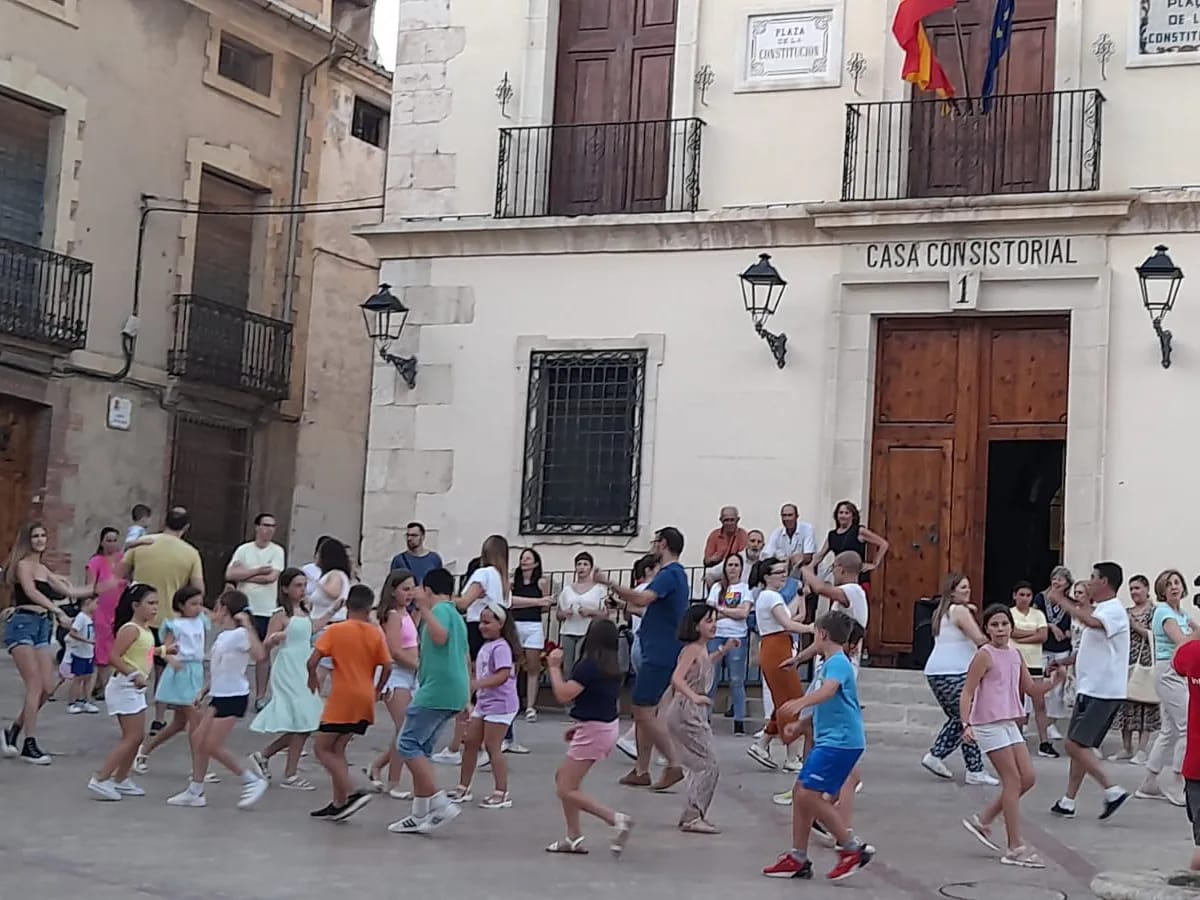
[566,719,620,762]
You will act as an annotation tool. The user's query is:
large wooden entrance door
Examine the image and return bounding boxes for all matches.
[867,316,1069,661]
[0,395,38,568]
[909,0,1056,197]
[551,0,678,215]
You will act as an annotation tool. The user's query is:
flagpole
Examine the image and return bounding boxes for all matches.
[951,8,973,106]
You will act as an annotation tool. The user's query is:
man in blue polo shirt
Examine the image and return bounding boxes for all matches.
[597,526,690,791]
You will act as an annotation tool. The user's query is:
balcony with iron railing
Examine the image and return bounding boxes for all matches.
[495,117,704,218]
[841,89,1104,202]
[168,294,293,399]
[0,237,92,351]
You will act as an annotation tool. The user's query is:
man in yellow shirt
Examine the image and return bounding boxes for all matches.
[1010,580,1055,758]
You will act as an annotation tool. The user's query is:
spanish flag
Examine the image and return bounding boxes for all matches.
[892,0,957,97]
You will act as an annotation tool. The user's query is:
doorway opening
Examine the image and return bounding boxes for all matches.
[982,439,1065,605]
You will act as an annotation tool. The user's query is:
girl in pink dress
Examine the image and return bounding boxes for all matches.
[86,527,127,693]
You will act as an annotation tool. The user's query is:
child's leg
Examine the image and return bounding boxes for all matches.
[143,707,187,755]
[457,717,485,788]
[834,767,861,828]
[198,715,243,778]
[314,732,353,805]
[284,733,307,778]
[261,733,293,761]
[978,746,1028,850]
[96,712,145,781]
[791,783,818,855]
[67,674,80,703]
[555,757,615,839]
[482,720,509,794]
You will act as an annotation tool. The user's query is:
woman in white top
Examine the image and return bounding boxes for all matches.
[310,539,351,688]
[705,554,752,733]
[922,573,996,785]
[555,551,606,678]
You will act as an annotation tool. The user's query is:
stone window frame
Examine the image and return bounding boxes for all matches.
[820,265,1110,575]
[202,19,285,117]
[9,0,79,28]
[509,334,666,549]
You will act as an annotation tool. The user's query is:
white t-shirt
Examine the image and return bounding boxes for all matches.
[1076,597,1132,700]
[559,583,607,637]
[163,614,209,662]
[706,582,751,639]
[755,589,788,636]
[210,627,252,698]
[302,562,322,600]
[764,523,818,562]
[629,581,648,634]
[67,611,95,659]
[311,569,350,623]
[231,541,286,618]
[836,583,869,628]
[465,566,507,623]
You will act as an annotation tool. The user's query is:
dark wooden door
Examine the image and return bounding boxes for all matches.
[0,395,37,572]
[868,316,1069,661]
[550,0,677,215]
[909,0,1056,197]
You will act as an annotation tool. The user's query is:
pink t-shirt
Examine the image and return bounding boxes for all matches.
[475,638,518,716]
[396,613,418,649]
[968,643,1025,726]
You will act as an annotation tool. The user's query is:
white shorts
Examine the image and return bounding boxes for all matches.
[515,621,545,651]
[971,720,1024,755]
[104,673,148,717]
[385,666,418,693]
[471,709,517,726]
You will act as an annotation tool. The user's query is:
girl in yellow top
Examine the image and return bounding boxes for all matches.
[89,584,166,801]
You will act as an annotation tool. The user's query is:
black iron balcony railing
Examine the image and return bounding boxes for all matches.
[842,89,1104,202]
[0,237,92,350]
[169,294,292,399]
[495,117,704,218]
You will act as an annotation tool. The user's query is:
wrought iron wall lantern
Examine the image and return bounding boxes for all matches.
[1136,245,1184,369]
[361,284,418,388]
[739,253,788,368]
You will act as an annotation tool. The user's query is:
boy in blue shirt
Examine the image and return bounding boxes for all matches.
[763,610,873,882]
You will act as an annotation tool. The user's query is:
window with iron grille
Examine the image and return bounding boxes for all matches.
[520,349,647,536]
[218,34,273,97]
[351,97,388,149]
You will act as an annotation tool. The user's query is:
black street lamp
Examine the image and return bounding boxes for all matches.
[1136,244,1184,369]
[361,283,417,388]
[739,253,788,368]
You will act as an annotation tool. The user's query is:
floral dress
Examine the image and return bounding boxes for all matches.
[1113,605,1161,734]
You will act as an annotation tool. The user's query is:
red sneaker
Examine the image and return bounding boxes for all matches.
[762,853,813,879]
[827,845,873,881]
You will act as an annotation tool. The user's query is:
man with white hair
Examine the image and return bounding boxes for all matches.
[702,506,748,588]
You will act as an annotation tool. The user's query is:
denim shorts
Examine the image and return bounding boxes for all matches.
[4,610,52,651]
[397,705,458,760]
[631,661,674,707]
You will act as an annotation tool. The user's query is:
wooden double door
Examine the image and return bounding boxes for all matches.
[867,316,1069,660]
[0,395,38,568]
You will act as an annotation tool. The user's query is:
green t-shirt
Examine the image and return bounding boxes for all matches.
[413,601,469,711]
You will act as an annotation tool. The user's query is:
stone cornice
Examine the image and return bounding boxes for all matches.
[356,190,1200,259]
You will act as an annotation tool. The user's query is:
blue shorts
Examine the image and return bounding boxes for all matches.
[631,661,673,707]
[4,610,52,651]
[70,655,96,677]
[798,746,863,796]
[397,706,458,760]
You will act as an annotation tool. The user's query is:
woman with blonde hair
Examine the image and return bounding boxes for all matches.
[921,573,997,785]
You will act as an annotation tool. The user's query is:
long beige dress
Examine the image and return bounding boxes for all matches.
[667,649,719,824]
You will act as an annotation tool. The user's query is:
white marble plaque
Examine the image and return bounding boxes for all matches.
[736,6,844,92]
[1129,0,1200,66]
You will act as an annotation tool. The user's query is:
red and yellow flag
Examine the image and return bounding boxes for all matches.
[892,0,957,98]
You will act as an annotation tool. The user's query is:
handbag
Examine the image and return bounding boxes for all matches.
[1126,626,1158,705]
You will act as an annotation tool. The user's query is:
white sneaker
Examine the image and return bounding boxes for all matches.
[1131,750,1149,766]
[388,813,430,833]
[88,777,122,801]
[68,702,84,715]
[389,787,413,800]
[167,788,207,808]
[113,779,145,797]
[782,756,803,773]
[204,772,221,784]
[1047,724,1063,741]
[431,748,462,766]
[81,701,101,714]
[250,751,269,780]
[747,743,778,770]
[921,753,954,780]
[771,789,793,806]
[525,708,538,723]
[237,775,269,810]
[965,770,1000,787]
[615,733,638,760]
[132,749,149,775]
[420,799,462,833]
[503,740,531,755]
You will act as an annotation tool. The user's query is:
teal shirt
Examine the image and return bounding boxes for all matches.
[1152,603,1193,661]
[413,601,469,711]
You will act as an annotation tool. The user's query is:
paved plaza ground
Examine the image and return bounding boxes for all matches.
[0,661,1188,900]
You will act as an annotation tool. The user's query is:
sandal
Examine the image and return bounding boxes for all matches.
[479,791,512,809]
[962,815,1001,852]
[363,767,385,792]
[546,836,588,854]
[1000,846,1045,868]
[610,812,634,856]
[447,785,473,803]
[679,818,720,834]
[279,775,317,791]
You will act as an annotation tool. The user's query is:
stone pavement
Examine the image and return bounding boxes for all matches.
[0,660,1189,900]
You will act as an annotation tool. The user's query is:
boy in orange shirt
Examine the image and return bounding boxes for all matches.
[307,583,391,821]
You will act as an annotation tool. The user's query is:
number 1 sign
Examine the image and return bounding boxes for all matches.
[948,270,981,311]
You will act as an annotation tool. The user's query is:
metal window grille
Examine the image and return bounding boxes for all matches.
[520,349,647,536]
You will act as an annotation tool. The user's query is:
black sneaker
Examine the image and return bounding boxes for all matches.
[149,720,167,737]
[1038,742,1060,759]
[1100,789,1129,821]
[733,721,746,736]
[332,791,372,822]
[724,708,735,718]
[310,803,339,818]
[1049,800,1076,818]
[20,738,51,766]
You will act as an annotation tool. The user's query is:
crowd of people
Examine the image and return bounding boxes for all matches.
[2,499,1199,877]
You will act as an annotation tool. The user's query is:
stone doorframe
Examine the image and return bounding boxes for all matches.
[517,0,703,127]
[819,264,1111,575]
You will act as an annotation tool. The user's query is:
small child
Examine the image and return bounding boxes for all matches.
[89,584,161,800]
[545,618,634,856]
[388,568,471,835]
[960,604,1058,868]
[764,611,872,882]
[306,583,392,821]
[667,604,739,834]
[66,595,99,714]
[1172,636,1200,871]
[125,504,151,548]
[167,590,269,810]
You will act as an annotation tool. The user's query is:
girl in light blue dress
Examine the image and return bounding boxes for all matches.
[250,568,339,790]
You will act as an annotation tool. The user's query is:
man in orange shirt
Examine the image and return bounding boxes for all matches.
[703,506,749,588]
[307,584,391,822]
